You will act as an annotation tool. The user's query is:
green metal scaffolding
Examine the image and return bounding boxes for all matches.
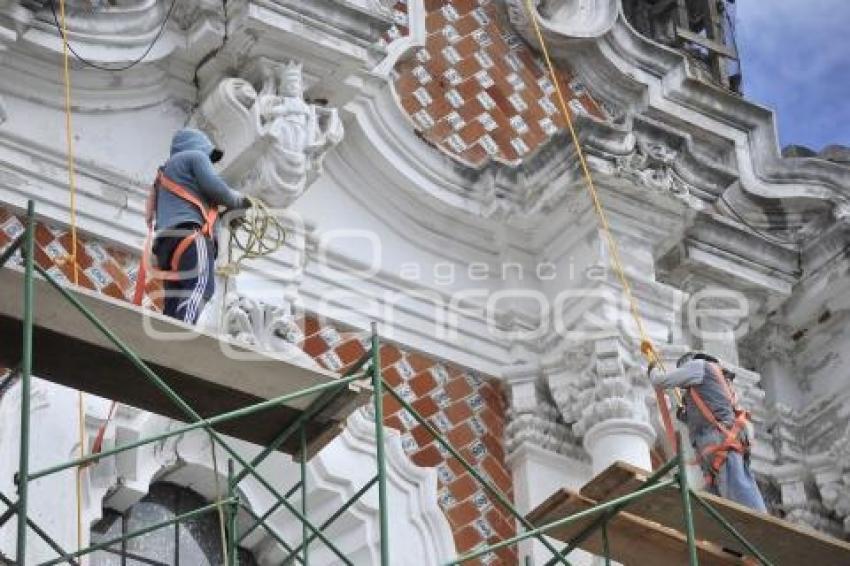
[0,200,773,565]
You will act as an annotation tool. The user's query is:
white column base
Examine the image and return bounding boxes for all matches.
[507,444,596,566]
[583,419,656,475]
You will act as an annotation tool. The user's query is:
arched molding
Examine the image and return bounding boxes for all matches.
[84,405,455,565]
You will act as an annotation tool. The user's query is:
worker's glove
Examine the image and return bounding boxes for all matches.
[646,360,657,379]
[229,215,245,230]
[676,404,688,423]
[237,195,252,210]
[226,196,251,228]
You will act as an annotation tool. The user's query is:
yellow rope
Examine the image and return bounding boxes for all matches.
[521,1,682,418]
[216,196,286,277]
[57,0,79,286]
[56,0,86,550]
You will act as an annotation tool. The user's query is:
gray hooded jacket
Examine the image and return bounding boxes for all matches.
[155,128,245,233]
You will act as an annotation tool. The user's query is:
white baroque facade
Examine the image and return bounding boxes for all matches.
[0,1,848,564]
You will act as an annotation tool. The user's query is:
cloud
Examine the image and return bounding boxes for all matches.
[735,0,850,149]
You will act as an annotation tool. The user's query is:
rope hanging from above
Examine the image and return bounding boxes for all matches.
[520,0,682,452]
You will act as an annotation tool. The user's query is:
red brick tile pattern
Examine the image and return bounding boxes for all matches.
[0,208,161,311]
[389,0,605,167]
[297,314,519,565]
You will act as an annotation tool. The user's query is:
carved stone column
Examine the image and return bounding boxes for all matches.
[503,362,591,565]
[548,335,656,474]
[503,363,584,460]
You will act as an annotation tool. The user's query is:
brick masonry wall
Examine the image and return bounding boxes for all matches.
[0,208,518,565]
[385,0,605,166]
[0,207,163,310]
[297,316,517,564]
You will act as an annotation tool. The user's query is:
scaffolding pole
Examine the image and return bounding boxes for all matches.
[16,200,35,565]
[0,199,782,566]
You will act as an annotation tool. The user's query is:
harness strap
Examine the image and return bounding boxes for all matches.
[156,172,218,236]
[132,229,153,305]
[689,362,751,474]
[132,171,217,306]
[169,231,199,273]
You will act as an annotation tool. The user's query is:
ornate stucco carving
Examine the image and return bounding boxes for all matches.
[546,337,654,443]
[505,380,586,460]
[752,396,850,535]
[506,0,619,41]
[197,59,344,206]
[503,363,587,461]
[221,292,316,368]
[816,418,850,535]
[614,139,698,202]
[59,399,457,564]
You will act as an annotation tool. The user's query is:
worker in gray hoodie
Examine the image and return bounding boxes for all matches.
[649,352,767,512]
[137,128,249,323]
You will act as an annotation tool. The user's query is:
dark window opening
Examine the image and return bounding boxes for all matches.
[91,483,257,566]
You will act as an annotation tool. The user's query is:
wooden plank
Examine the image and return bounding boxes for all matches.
[527,489,745,566]
[0,267,369,456]
[581,461,850,566]
[580,460,649,502]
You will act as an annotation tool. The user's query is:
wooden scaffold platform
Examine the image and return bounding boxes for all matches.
[528,461,850,566]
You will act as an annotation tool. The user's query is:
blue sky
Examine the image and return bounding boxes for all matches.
[735,0,850,150]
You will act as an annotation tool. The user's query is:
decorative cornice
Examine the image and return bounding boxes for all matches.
[539,6,847,203]
[506,0,619,41]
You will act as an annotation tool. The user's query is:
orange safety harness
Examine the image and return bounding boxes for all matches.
[132,170,219,305]
[688,363,751,485]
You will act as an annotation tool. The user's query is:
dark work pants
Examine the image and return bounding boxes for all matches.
[152,224,215,324]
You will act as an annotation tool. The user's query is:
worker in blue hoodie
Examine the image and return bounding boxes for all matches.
[141,128,249,323]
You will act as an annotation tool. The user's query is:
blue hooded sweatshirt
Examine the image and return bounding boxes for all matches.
[155,128,245,233]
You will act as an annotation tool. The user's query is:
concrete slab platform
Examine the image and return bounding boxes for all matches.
[0,267,370,456]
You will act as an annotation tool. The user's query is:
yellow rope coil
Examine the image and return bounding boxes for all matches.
[217,196,287,277]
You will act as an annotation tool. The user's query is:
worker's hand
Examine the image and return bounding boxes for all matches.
[237,195,252,210]
[227,202,249,228]
[229,215,245,229]
[646,360,657,378]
